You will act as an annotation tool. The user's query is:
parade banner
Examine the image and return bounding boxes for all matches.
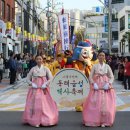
[58,14,70,51]
[50,68,89,110]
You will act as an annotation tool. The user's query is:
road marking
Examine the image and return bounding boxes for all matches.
[0,94,20,104]
[120,92,130,96]
[0,104,25,111]
[116,104,130,111]
[0,104,16,107]
[116,95,125,106]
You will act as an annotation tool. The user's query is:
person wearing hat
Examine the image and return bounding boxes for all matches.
[46,56,51,68]
[64,50,73,68]
[56,53,66,69]
[42,55,48,67]
[46,56,54,75]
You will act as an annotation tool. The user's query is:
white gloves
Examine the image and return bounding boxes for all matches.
[103,83,109,90]
[93,83,98,90]
[32,83,37,88]
[41,82,48,89]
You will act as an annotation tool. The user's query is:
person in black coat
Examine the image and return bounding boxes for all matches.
[8,52,17,84]
[28,55,37,70]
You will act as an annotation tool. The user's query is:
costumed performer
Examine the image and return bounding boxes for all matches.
[72,41,93,111]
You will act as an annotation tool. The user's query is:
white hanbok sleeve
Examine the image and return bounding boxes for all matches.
[107,64,114,84]
[26,67,34,85]
[89,65,95,84]
[42,67,53,87]
[46,67,53,80]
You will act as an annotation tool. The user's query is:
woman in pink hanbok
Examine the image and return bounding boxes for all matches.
[23,55,58,127]
[82,51,116,127]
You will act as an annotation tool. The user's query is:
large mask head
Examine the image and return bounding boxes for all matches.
[72,41,93,64]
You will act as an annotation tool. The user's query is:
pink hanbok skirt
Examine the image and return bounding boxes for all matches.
[22,77,58,126]
[82,74,116,127]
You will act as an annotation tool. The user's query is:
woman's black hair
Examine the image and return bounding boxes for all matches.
[97,49,106,56]
[17,54,21,61]
[126,56,130,62]
[35,54,44,60]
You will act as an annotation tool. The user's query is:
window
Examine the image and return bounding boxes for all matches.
[18,16,21,22]
[128,14,130,29]
[88,21,104,28]
[18,16,21,26]
[86,33,101,39]
[102,33,108,38]
[111,0,124,4]
[120,16,125,31]
[12,8,14,20]
[1,0,5,19]
[112,31,118,40]
[7,4,10,21]
[112,14,118,22]
[88,23,95,28]
[96,21,104,27]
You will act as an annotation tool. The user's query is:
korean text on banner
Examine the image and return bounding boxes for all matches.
[58,14,70,51]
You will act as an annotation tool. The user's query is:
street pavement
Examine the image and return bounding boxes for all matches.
[0,111,130,130]
[0,77,130,130]
[0,77,130,111]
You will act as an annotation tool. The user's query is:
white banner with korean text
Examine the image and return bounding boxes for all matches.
[58,14,70,51]
[50,68,89,111]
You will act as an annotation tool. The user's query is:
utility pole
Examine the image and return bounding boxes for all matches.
[52,0,54,42]
[47,0,51,55]
[32,0,35,54]
[21,0,24,53]
[32,0,35,34]
[108,0,112,54]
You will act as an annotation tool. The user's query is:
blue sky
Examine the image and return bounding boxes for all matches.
[40,0,103,10]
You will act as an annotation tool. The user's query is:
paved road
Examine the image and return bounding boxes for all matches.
[0,79,130,111]
[0,79,130,129]
[0,111,129,130]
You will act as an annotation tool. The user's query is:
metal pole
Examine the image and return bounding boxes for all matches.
[21,0,24,54]
[32,0,35,34]
[47,0,51,56]
[32,0,35,54]
[108,0,112,54]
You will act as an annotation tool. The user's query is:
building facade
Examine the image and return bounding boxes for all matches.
[118,6,130,56]
[84,14,108,50]
[0,0,16,59]
[111,0,130,55]
[0,0,15,25]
